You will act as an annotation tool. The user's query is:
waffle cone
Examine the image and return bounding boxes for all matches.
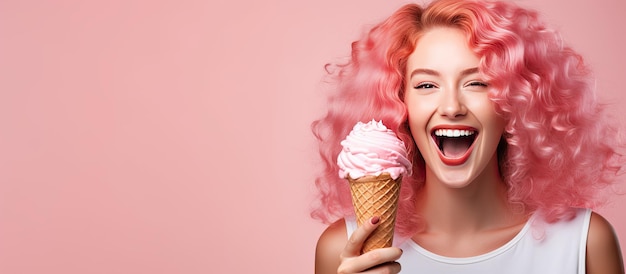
[348,173,401,253]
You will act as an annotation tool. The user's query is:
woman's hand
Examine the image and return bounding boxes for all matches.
[315,216,403,274]
[336,216,403,274]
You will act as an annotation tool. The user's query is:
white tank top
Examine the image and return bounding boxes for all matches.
[345,208,591,273]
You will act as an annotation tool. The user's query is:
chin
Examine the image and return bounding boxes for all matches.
[426,163,479,188]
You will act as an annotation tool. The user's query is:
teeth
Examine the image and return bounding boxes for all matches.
[434,129,475,137]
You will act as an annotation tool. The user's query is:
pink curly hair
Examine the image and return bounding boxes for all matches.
[311,0,623,238]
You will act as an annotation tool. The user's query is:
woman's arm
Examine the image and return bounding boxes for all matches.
[315,220,347,274]
[586,212,625,274]
[315,217,402,274]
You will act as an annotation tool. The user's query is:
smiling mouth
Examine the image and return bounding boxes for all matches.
[432,128,477,163]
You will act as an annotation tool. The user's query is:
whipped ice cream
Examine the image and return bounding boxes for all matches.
[337,120,411,180]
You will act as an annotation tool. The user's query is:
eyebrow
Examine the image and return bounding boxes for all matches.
[409,67,480,78]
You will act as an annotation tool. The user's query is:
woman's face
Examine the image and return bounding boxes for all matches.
[404,27,506,188]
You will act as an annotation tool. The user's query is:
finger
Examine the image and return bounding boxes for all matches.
[339,247,403,273]
[342,216,380,257]
[349,247,402,272]
[363,261,401,274]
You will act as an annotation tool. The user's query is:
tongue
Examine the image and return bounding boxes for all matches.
[442,138,473,158]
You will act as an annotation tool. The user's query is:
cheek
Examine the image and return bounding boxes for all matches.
[468,100,505,129]
[478,110,507,143]
[405,101,434,145]
[405,95,433,122]
[482,109,506,134]
[406,104,428,130]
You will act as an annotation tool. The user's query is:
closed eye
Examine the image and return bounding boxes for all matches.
[465,81,488,87]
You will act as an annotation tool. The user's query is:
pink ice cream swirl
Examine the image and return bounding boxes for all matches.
[337,120,412,180]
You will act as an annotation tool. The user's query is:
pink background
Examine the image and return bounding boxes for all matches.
[0,0,624,273]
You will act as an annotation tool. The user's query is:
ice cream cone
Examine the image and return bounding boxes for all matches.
[348,172,401,253]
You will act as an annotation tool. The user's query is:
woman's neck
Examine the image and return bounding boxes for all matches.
[416,158,518,235]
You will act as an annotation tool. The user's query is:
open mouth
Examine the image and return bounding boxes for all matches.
[432,128,477,165]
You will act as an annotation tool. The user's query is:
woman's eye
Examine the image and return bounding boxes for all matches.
[466,81,488,87]
[415,83,437,89]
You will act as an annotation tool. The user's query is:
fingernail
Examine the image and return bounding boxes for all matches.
[371,216,380,225]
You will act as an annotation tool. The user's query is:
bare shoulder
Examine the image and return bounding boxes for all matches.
[315,219,348,274]
[586,211,625,274]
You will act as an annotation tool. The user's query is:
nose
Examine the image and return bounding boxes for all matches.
[437,89,467,118]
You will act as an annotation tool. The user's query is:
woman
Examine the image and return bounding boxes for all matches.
[311,0,624,273]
